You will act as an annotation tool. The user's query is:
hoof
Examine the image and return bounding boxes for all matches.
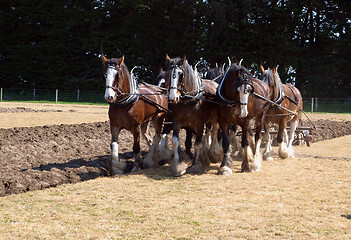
[263,152,274,161]
[111,161,135,175]
[278,142,289,159]
[241,162,261,172]
[172,161,188,177]
[143,154,156,169]
[264,156,274,161]
[111,161,126,175]
[188,164,206,175]
[288,147,294,158]
[217,166,233,176]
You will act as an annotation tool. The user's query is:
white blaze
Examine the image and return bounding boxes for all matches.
[169,68,182,102]
[104,67,117,101]
[238,85,249,118]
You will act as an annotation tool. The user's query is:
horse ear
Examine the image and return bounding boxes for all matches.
[182,54,186,65]
[102,55,108,66]
[260,65,265,73]
[165,54,171,64]
[119,55,125,66]
[272,66,277,75]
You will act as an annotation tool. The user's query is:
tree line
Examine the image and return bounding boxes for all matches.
[0,0,350,98]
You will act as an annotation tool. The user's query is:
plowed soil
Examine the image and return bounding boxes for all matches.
[1,102,351,197]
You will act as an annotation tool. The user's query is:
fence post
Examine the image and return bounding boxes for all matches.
[77,89,80,102]
[315,97,318,112]
[55,89,58,103]
[33,89,36,101]
[0,88,2,101]
[311,97,314,113]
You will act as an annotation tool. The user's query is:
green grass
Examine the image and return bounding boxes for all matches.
[0,100,108,106]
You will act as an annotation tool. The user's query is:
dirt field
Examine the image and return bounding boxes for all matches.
[0,102,351,197]
[0,102,350,239]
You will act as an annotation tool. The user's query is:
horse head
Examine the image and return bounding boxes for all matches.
[102,55,131,103]
[218,64,254,118]
[236,65,255,118]
[164,54,201,103]
[155,67,166,87]
[260,65,282,102]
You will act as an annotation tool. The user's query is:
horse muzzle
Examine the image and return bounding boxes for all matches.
[105,88,116,103]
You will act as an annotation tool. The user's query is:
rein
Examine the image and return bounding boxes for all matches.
[253,92,297,116]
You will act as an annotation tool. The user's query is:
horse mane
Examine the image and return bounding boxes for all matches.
[166,57,201,96]
[182,61,201,94]
[262,68,283,102]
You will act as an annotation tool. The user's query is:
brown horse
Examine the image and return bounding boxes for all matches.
[102,55,168,174]
[260,65,303,160]
[217,64,270,175]
[161,54,220,176]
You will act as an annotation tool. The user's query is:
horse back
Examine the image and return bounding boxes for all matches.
[202,79,218,95]
[252,78,270,99]
[283,84,303,112]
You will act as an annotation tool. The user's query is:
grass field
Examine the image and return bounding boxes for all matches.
[1,141,350,239]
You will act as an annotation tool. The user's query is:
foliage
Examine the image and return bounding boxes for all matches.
[0,0,350,97]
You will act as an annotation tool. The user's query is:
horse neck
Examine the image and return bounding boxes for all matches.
[222,74,236,99]
[264,71,277,101]
[119,71,131,94]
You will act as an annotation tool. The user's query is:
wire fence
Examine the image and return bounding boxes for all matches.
[0,88,105,104]
[0,88,350,113]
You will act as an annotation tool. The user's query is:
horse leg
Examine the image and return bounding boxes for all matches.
[171,123,188,176]
[185,127,194,158]
[218,124,233,176]
[141,122,153,150]
[229,125,239,156]
[277,118,289,159]
[109,125,128,175]
[208,123,223,163]
[253,119,263,169]
[200,124,211,165]
[287,119,298,157]
[144,114,165,168]
[157,122,173,164]
[263,124,274,161]
[189,125,206,174]
[131,126,142,172]
[241,118,260,172]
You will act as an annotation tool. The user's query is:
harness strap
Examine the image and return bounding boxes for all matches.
[140,94,171,113]
[253,92,297,116]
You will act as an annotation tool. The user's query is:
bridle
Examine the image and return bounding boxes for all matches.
[104,64,123,96]
[218,66,255,106]
[169,64,185,97]
[169,65,185,95]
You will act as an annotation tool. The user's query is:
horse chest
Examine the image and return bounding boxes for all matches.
[171,104,202,128]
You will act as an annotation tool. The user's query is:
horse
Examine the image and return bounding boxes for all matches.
[161,54,221,176]
[205,63,223,81]
[260,65,303,160]
[216,63,271,175]
[102,55,168,175]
